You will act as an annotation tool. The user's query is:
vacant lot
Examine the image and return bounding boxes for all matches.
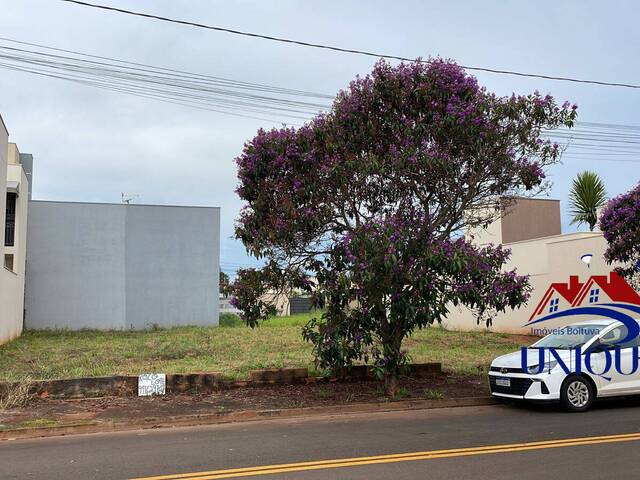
[0,312,531,381]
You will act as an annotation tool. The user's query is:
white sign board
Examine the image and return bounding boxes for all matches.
[138,373,166,396]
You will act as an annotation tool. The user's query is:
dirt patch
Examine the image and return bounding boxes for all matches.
[0,373,487,430]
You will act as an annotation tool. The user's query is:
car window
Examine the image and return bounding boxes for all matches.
[600,325,640,349]
[533,324,607,349]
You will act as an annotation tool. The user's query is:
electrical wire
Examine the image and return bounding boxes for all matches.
[60,0,640,90]
[2,37,640,161]
[0,37,334,99]
[0,43,327,121]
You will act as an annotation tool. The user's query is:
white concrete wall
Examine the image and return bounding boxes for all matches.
[26,201,220,330]
[444,232,621,334]
[219,297,242,315]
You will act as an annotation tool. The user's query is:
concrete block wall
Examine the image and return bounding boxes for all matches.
[25,201,220,330]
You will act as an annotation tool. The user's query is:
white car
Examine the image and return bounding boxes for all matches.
[489,319,640,412]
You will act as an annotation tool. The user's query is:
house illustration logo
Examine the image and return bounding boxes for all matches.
[525,272,640,344]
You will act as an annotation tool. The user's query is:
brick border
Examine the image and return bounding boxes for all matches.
[0,363,443,399]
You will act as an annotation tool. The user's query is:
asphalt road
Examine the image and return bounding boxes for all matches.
[3,398,640,479]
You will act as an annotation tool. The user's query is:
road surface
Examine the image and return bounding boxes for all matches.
[3,398,640,479]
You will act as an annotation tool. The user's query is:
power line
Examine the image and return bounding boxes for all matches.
[1,62,300,123]
[4,37,640,137]
[4,38,640,160]
[561,156,640,163]
[0,60,304,123]
[0,46,328,112]
[60,0,640,90]
[0,40,326,123]
[0,37,334,100]
[576,121,640,131]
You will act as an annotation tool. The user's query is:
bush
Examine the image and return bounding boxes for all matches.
[219,313,244,327]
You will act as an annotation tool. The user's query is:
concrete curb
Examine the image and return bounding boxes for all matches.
[0,395,496,441]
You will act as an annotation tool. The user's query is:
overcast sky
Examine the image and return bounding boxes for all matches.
[1,0,639,274]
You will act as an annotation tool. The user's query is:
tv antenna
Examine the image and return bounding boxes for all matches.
[121,193,140,204]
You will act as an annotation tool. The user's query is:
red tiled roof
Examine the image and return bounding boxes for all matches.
[529,276,583,321]
[572,272,640,306]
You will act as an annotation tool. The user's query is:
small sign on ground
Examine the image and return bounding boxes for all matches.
[138,373,166,396]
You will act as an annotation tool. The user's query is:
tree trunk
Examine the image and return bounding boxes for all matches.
[381,317,404,397]
[384,373,398,397]
[384,330,402,397]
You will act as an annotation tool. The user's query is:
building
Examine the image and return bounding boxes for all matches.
[26,201,221,330]
[0,115,32,344]
[446,197,639,335]
[0,113,220,339]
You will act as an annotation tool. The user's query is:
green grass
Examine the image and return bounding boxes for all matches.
[9,418,61,429]
[392,387,411,400]
[219,313,245,328]
[424,389,444,400]
[0,311,526,382]
[219,312,317,328]
[405,328,526,376]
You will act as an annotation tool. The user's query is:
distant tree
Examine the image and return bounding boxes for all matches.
[600,182,640,289]
[231,58,577,394]
[219,271,232,298]
[569,171,607,231]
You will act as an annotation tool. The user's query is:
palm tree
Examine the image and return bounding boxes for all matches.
[569,171,607,231]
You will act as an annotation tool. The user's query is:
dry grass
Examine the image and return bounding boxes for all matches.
[0,377,34,410]
[0,312,530,381]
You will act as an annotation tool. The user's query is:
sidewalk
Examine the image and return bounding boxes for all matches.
[0,373,490,439]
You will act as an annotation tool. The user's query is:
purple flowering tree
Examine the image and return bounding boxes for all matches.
[232,59,576,394]
[600,182,640,289]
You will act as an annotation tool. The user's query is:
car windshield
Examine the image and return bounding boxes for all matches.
[532,324,609,349]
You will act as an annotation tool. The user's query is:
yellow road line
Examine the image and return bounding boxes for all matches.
[131,431,640,480]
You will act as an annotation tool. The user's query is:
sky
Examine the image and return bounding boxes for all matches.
[1,0,639,275]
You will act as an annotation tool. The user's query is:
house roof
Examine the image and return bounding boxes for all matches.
[528,272,640,323]
[551,280,584,304]
[572,272,640,306]
[529,276,584,321]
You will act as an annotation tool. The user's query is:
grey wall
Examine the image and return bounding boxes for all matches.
[26,201,220,330]
[26,202,126,330]
[124,205,219,329]
[18,153,33,199]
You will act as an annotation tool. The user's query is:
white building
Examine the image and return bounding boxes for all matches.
[0,114,32,344]
[445,197,639,335]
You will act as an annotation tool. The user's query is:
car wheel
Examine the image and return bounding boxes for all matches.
[561,376,594,412]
